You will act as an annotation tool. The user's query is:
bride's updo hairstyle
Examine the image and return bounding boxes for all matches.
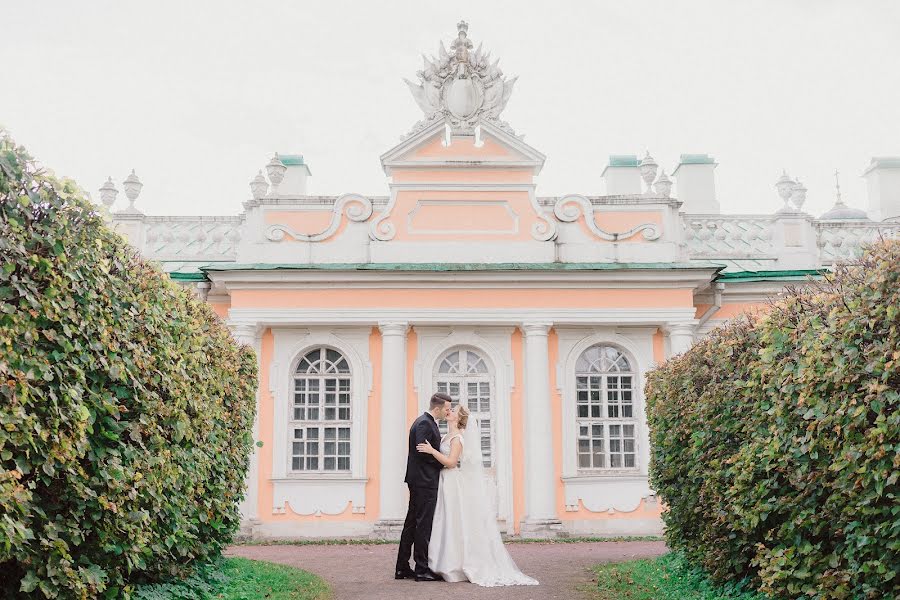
[456,404,470,429]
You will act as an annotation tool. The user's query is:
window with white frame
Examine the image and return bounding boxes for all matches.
[290,347,352,473]
[433,349,494,469]
[574,345,637,471]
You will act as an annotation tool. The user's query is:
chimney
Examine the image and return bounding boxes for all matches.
[673,154,719,214]
[278,154,312,195]
[601,155,642,195]
[862,157,900,221]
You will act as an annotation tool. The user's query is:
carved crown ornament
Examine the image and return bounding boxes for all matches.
[404,21,518,137]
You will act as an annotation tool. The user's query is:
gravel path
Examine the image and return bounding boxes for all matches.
[227,541,667,600]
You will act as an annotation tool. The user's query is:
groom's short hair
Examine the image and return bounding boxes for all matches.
[430,392,451,410]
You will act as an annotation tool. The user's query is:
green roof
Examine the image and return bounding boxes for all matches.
[200,262,724,273]
[678,153,716,165]
[168,272,208,282]
[716,269,826,282]
[607,155,639,167]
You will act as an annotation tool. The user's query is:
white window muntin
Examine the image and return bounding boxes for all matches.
[290,346,352,474]
[434,348,494,469]
[575,345,637,473]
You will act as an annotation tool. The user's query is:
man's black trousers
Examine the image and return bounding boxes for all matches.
[396,484,438,574]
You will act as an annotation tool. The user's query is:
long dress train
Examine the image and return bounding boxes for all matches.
[429,431,538,586]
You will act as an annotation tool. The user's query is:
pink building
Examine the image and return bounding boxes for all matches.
[103,22,899,539]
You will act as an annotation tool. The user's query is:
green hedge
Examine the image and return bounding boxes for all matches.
[0,133,258,598]
[646,240,899,599]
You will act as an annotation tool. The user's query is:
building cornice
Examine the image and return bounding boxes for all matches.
[227,307,698,327]
[203,263,722,291]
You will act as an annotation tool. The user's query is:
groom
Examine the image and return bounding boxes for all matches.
[394,392,451,582]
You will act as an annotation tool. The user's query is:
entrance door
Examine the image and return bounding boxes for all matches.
[433,348,498,514]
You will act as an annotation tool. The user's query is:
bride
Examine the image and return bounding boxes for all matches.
[416,404,538,587]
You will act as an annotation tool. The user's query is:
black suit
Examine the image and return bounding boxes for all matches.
[396,412,443,574]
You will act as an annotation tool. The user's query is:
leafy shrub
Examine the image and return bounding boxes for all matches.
[0,132,258,598]
[646,240,899,599]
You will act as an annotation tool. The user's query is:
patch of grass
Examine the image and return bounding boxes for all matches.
[132,557,330,600]
[232,535,664,546]
[592,552,768,600]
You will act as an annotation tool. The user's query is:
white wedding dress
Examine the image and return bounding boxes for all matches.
[428,422,539,586]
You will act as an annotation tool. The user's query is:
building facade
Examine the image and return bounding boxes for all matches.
[101,23,899,539]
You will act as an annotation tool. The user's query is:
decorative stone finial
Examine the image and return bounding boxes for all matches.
[250,170,268,199]
[834,170,844,206]
[790,179,808,212]
[121,169,143,214]
[640,152,659,195]
[654,169,673,198]
[404,22,518,136]
[266,153,287,196]
[99,176,118,210]
[775,170,796,213]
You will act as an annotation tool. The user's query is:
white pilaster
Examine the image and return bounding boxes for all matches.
[228,322,263,527]
[667,322,697,356]
[377,321,410,524]
[521,322,561,534]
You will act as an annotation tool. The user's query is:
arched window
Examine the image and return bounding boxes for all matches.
[433,349,493,468]
[575,345,637,471]
[290,347,352,473]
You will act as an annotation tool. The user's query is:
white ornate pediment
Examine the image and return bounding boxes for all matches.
[380,118,545,173]
[404,21,518,136]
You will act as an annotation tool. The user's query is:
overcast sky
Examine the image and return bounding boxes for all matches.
[3,1,899,217]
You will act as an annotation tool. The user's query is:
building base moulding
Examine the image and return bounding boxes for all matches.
[373,519,406,540]
[562,518,664,537]
[248,520,376,540]
[236,518,663,541]
[518,519,565,539]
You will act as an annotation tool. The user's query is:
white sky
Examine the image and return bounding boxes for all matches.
[3,1,899,217]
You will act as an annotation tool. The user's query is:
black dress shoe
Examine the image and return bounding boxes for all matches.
[395,568,416,580]
[415,570,444,582]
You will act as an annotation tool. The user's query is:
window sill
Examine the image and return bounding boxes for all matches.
[272,477,367,516]
[567,471,642,479]
[277,474,363,481]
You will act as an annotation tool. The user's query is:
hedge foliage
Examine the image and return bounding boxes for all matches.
[0,132,258,598]
[646,240,899,599]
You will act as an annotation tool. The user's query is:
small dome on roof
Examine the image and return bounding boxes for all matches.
[820,204,869,220]
[820,169,870,220]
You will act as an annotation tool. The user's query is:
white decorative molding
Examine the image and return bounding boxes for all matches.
[208,268,719,289]
[413,327,516,530]
[554,195,661,241]
[683,215,776,258]
[406,200,519,235]
[529,187,558,242]
[227,307,698,327]
[562,475,653,513]
[264,193,373,242]
[269,328,372,517]
[404,21,518,136]
[368,186,401,241]
[556,328,654,482]
[136,216,243,261]
[272,477,367,515]
[816,222,899,263]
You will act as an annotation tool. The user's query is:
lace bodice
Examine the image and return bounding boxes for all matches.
[439,433,463,455]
